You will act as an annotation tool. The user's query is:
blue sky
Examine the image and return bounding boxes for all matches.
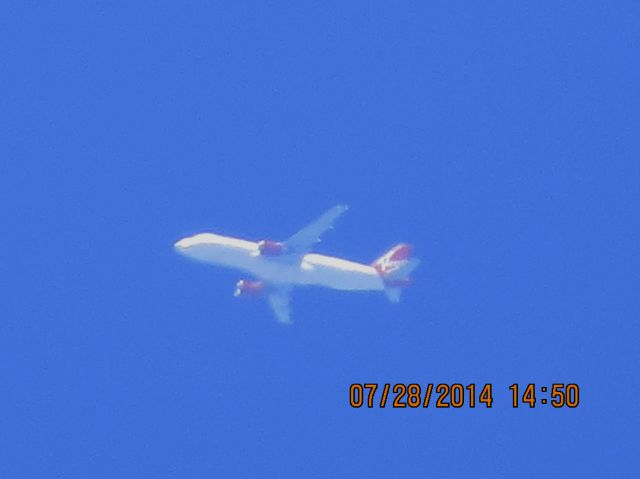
[1,2,639,477]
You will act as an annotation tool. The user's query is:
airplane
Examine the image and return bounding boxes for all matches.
[174,205,420,324]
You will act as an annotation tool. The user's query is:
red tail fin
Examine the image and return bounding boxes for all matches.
[372,244,420,302]
[372,243,416,278]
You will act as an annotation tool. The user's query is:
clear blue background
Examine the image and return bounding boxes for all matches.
[2,2,638,477]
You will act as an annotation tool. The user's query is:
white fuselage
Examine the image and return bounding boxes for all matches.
[174,233,384,291]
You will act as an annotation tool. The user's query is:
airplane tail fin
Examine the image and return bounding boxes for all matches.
[372,243,420,303]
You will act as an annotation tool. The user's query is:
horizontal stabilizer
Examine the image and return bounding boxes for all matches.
[384,258,420,281]
[384,287,402,303]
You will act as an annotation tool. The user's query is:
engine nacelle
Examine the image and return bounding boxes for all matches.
[234,279,265,297]
[257,239,286,256]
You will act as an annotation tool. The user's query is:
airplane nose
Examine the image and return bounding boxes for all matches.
[174,235,199,253]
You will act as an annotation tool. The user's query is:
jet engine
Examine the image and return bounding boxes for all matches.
[257,239,286,256]
[234,279,265,297]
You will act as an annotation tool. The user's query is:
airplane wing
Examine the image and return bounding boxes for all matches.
[267,286,293,324]
[285,204,348,253]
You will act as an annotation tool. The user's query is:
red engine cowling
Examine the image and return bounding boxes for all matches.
[234,279,264,297]
[257,239,286,256]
